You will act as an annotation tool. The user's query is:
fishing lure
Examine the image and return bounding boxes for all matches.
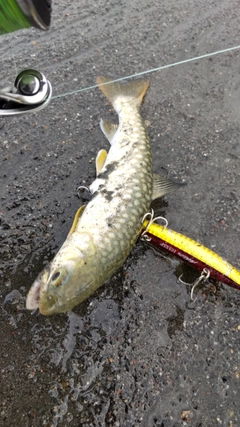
[141,211,240,295]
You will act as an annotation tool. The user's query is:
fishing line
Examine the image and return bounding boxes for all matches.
[52,44,240,101]
[11,44,18,77]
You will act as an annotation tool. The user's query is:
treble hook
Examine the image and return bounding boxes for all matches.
[179,268,211,301]
[141,209,168,241]
[77,186,90,198]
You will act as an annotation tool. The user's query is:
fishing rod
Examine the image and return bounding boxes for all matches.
[1,5,240,294]
[0,0,51,34]
[141,211,240,298]
[1,4,240,114]
[1,0,240,111]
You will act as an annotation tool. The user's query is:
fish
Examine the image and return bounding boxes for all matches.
[26,76,181,315]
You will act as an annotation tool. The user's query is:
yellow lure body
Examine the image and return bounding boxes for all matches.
[143,220,240,288]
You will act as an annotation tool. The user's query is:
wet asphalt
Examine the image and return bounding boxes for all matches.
[0,1,240,426]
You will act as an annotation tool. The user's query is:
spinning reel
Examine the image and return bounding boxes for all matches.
[0,69,52,116]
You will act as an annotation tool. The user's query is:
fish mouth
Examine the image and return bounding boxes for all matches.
[26,266,51,311]
[26,278,41,310]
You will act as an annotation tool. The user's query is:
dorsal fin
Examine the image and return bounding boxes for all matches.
[67,205,86,237]
[152,173,186,200]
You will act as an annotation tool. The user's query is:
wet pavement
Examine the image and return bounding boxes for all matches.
[1,0,240,426]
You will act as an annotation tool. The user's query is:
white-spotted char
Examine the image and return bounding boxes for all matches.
[26,76,180,315]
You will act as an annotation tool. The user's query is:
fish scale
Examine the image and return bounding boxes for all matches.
[75,97,153,276]
[26,76,179,315]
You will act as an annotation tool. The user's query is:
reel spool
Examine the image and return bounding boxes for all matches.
[0,69,52,116]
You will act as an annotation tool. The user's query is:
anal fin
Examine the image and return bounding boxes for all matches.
[100,119,118,144]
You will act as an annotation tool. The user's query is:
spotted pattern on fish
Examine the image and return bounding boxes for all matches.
[26,77,171,315]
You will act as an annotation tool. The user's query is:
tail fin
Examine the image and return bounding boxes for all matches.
[96,76,149,111]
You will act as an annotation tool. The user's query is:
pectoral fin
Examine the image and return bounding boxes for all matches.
[67,205,86,237]
[96,149,108,176]
[152,173,185,200]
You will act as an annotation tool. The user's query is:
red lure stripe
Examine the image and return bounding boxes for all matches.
[146,232,240,291]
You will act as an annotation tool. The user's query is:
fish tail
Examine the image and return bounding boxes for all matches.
[96,76,149,110]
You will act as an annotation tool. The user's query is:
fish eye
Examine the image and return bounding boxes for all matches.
[49,268,68,287]
[51,272,60,281]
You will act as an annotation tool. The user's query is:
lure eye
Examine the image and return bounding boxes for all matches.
[49,268,68,287]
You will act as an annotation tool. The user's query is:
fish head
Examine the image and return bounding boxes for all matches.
[26,232,98,315]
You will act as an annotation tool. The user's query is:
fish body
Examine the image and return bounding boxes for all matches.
[26,77,178,315]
